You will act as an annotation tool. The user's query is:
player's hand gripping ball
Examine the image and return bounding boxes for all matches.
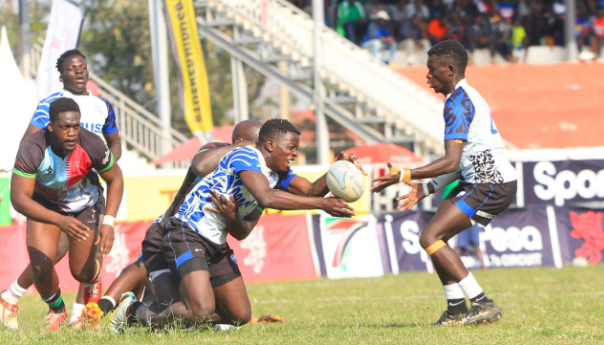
[326,160,366,202]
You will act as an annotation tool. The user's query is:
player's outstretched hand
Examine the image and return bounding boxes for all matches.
[395,181,425,212]
[370,161,400,193]
[335,152,367,176]
[58,216,90,241]
[206,190,239,220]
[97,224,115,257]
[322,197,355,218]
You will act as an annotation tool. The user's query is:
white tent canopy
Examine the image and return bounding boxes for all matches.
[0,26,37,172]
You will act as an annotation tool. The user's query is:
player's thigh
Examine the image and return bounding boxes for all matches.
[179,270,215,319]
[27,219,62,265]
[213,276,251,323]
[420,202,472,248]
[151,270,182,311]
[68,207,103,282]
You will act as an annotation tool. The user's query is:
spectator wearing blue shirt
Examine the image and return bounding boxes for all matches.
[361,10,397,63]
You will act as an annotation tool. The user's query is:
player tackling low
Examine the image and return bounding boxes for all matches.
[371,40,517,326]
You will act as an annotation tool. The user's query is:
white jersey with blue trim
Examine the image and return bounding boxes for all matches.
[173,146,295,245]
[443,79,516,184]
[30,89,118,138]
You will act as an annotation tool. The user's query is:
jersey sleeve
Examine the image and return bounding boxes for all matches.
[443,88,475,141]
[81,130,114,173]
[13,137,44,178]
[227,148,262,174]
[277,169,296,191]
[30,101,51,129]
[101,99,119,135]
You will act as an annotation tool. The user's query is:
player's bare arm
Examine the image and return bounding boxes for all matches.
[10,174,89,241]
[192,140,256,176]
[395,170,463,211]
[287,152,366,197]
[239,170,355,218]
[104,131,122,161]
[97,161,124,257]
[206,190,261,240]
[371,140,464,193]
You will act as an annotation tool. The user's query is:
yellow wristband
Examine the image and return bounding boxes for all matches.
[399,170,411,183]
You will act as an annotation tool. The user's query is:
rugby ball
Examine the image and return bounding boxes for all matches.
[326,160,366,202]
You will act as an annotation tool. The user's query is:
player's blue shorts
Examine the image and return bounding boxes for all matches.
[457,224,481,248]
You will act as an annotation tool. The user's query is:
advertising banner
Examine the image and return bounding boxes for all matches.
[0,176,10,225]
[522,159,604,206]
[555,207,604,266]
[163,0,213,138]
[228,214,318,283]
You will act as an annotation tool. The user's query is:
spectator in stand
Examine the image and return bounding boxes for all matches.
[489,9,512,61]
[453,0,479,19]
[403,0,430,21]
[364,0,388,21]
[510,16,527,60]
[429,0,449,19]
[548,3,566,47]
[467,15,495,62]
[525,2,547,46]
[336,0,367,44]
[498,0,515,22]
[361,10,397,63]
[575,10,592,55]
[428,15,450,44]
[591,6,604,58]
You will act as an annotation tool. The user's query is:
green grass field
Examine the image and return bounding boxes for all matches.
[2,266,604,344]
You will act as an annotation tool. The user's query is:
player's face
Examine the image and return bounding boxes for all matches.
[49,111,81,152]
[266,132,299,173]
[60,55,89,95]
[426,55,451,95]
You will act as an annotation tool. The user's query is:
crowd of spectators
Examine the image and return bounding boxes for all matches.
[289,0,604,63]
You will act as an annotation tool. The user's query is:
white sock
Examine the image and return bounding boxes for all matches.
[69,302,85,323]
[1,280,27,305]
[443,283,465,300]
[458,273,484,300]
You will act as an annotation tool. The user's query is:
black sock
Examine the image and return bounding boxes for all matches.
[126,301,145,326]
[44,288,66,314]
[447,298,469,315]
[470,292,492,303]
[98,298,115,315]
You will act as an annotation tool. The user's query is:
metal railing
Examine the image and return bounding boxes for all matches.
[206,0,445,151]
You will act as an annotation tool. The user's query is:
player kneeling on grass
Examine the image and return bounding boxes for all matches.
[371,40,517,326]
[5,98,123,331]
[109,119,357,333]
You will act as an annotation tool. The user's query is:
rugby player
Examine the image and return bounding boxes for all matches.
[81,120,288,327]
[8,98,123,331]
[109,119,360,332]
[0,49,122,329]
[371,40,517,326]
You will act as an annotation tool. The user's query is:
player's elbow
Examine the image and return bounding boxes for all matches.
[443,158,460,174]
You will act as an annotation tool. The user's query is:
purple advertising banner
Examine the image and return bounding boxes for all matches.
[522,159,604,206]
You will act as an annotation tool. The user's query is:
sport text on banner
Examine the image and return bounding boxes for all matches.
[163,0,213,139]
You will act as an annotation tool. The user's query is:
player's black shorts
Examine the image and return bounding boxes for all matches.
[141,222,169,274]
[448,181,517,226]
[162,219,241,287]
[58,190,105,231]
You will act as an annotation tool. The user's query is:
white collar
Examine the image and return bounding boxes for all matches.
[445,78,468,100]
[61,89,91,97]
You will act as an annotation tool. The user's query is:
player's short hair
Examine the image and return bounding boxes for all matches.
[56,49,86,74]
[258,118,301,143]
[428,40,468,76]
[49,98,81,123]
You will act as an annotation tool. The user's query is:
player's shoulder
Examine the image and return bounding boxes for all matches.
[79,127,106,147]
[18,129,48,156]
[37,92,63,107]
[231,145,259,156]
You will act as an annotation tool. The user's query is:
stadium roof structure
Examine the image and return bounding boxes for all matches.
[394,62,604,150]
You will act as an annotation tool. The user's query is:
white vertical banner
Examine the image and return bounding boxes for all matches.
[35,0,83,99]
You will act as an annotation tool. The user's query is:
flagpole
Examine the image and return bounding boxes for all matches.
[149,0,172,159]
[19,0,31,79]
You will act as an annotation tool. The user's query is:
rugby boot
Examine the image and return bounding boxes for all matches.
[81,302,103,330]
[460,300,503,325]
[0,294,18,330]
[44,309,67,332]
[84,278,102,304]
[429,310,465,326]
[109,292,136,334]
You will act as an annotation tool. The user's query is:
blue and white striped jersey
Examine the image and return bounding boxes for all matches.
[173,146,295,244]
[30,90,118,137]
[444,79,516,184]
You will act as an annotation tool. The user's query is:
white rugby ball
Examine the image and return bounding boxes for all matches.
[326,160,366,202]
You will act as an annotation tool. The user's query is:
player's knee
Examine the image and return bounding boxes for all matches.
[229,307,252,326]
[71,269,98,284]
[186,299,215,321]
[419,232,437,250]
